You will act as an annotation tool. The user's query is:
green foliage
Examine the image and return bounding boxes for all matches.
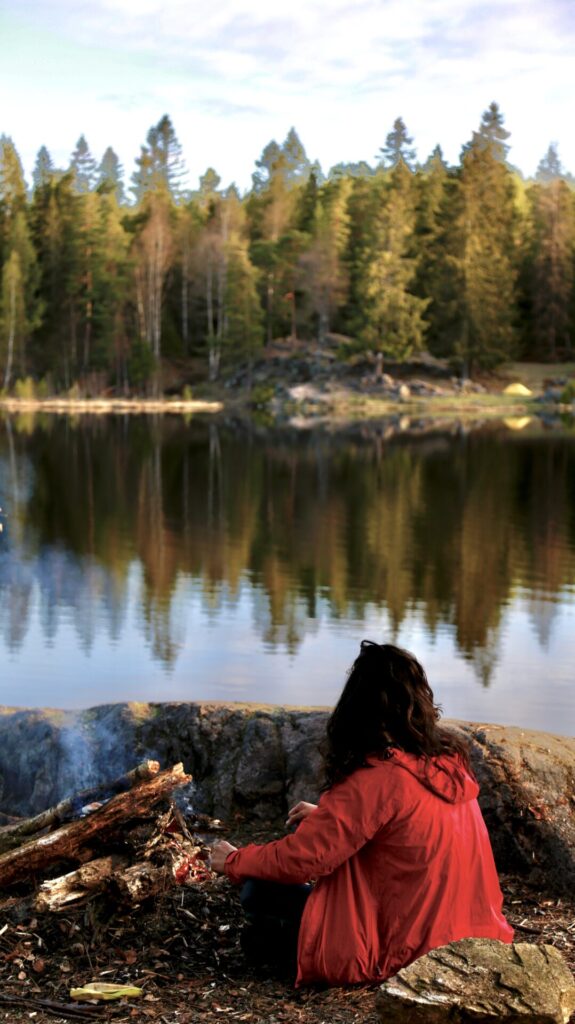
[127,340,156,389]
[560,380,575,403]
[249,383,275,408]
[14,376,36,399]
[0,110,574,397]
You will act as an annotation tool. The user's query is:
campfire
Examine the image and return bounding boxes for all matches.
[0,760,224,1018]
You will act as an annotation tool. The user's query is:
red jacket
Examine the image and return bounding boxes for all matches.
[224,749,513,986]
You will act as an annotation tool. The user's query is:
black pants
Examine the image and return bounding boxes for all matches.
[239,878,312,973]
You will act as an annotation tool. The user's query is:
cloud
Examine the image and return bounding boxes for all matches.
[3,0,575,185]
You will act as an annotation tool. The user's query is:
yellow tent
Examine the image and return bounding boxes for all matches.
[503,382,532,396]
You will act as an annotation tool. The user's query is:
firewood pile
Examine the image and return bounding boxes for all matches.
[0,760,231,1020]
[0,761,216,915]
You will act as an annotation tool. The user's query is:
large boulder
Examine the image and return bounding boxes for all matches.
[0,704,573,891]
[377,938,575,1024]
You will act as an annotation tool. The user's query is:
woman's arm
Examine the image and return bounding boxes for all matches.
[220,769,391,886]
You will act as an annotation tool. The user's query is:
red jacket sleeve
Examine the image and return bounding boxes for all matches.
[224,768,393,885]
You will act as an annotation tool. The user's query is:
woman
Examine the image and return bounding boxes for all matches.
[211,641,513,986]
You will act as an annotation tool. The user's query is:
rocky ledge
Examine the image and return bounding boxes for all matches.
[0,702,573,892]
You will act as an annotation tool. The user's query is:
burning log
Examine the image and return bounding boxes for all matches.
[0,759,161,855]
[0,762,191,889]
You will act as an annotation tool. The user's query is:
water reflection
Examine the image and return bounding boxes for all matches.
[0,413,574,729]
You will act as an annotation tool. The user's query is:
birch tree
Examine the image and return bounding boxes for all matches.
[132,194,173,362]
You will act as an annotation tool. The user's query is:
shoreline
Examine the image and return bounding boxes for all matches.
[0,396,224,415]
[0,393,571,424]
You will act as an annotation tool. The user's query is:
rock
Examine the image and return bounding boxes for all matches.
[376,938,575,1024]
[0,706,574,892]
[398,384,411,401]
[458,723,575,892]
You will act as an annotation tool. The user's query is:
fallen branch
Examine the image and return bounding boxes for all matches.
[0,759,160,854]
[0,991,107,1020]
[0,763,191,888]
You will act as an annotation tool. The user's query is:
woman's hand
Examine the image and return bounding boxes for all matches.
[286,801,318,829]
[209,839,238,874]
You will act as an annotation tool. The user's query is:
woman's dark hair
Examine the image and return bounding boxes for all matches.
[323,640,470,788]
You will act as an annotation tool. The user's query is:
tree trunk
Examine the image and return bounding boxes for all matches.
[182,242,189,349]
[3,273,16,390]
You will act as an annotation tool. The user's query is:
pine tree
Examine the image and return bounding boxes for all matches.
[536,143,563,183]
[252,140,282,193]
[413,145,451,355]
[363,163,428,356]
[32,146,55,192]
[131,115,186,202]
[198,167,221,207]
[70,135,97,194]
[223,233,263,370]
[0,138,39,387]
[340,175,379,339]
[281,127,311,185]
[248,149,297,343]
[447,108,518,373]
[377,117,416,170]
[296,171,319,233]
[472,101,510,162]
[527,144,574,358]
[328,160,374,180]
[299,178,351,344]
[96,147,125,204]
[31,172,83,385]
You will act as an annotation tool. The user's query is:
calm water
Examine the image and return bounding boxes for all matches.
[0,413,574,735]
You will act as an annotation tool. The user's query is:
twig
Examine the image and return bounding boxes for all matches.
[0,991,108,1020]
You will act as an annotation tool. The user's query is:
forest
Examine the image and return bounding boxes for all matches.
[0,102,574,396]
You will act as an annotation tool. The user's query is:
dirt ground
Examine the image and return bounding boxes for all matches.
[1,819,574,1024]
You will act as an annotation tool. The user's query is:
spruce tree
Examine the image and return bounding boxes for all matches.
[340,175,379,339]
[96,147,125,204]
[299,177,351,344]
[281,127,311,185]
[0,137,39,386]
[448,107,518,373]
[70,135,97,194]
[536,143,563,183]
[131,115,186,202]
[473,101,510,162]
[527,144,574,358]
[32,146,55,192]
[252,140,282,193]
[414,145,451,356]
[30,172,82,385]
[363,162,429,356]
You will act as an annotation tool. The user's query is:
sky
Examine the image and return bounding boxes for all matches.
[1,0,575,193]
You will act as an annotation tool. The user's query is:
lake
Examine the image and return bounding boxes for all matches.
[0,413,574,735]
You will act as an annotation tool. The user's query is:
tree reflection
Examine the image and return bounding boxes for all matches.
[1,415,574,686]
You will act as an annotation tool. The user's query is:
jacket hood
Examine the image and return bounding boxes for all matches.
[384,748,479,803]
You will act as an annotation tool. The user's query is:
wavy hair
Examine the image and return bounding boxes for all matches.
[323,640,470,788]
